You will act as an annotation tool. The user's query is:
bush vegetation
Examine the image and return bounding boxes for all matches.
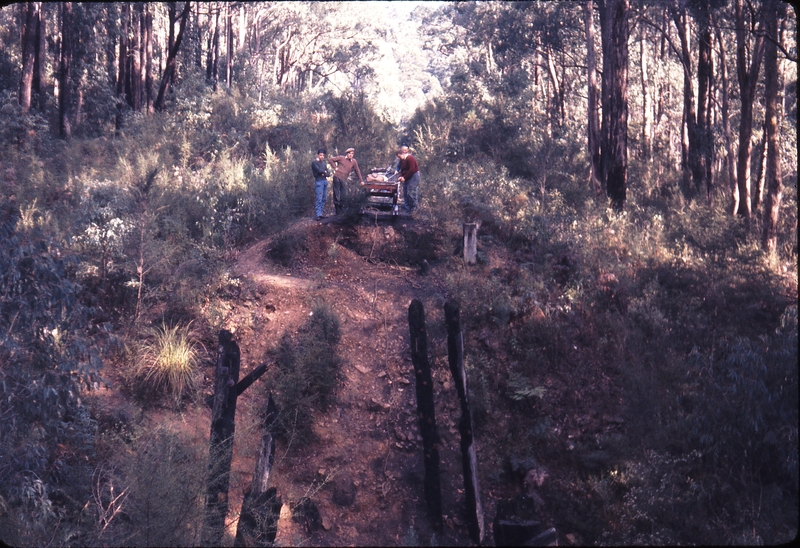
[0,3,796,544]
[267,301,343,447]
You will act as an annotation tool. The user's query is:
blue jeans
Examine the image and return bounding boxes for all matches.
[315,179,328,217]
[403,172,420,211]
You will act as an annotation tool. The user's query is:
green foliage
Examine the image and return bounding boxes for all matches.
[0,199,101,546]
[269,302,342,445]
[131,323,203,407]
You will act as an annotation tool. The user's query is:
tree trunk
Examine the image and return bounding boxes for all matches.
[155,1,192,111]
[144,4,154,114]
[58,2,73,139]
[19,2,38,115]
[761,0,787,255]
[131,2,142,111]
[203,330,241,547]
[545,48,562,129]
[696,1,714,202]
[168,2,180,84]
[408,300,443,532]
[195,3,203,69]
[735,0,766,219]
[238,5,247,55]
[444,300,485,545]
[673,8,696,200]
[105,4,117,87]
[599,0,629,211]
[211,6,220,91]
[752,131,768,214]
[714,19,738,214]
[117,2,129,112]
[584,0,602,197]
[640,24,652,162]
[75,70,84,128]
[226,2,233,88]
[206,3,215,81]
[34,2,46,107]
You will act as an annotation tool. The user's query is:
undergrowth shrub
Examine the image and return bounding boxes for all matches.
[74,178,135,281]
[269,302,342,445]
[684,305,798,488]
[92,425,206,546]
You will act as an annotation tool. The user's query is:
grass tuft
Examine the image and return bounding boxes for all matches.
[135,323,202,406]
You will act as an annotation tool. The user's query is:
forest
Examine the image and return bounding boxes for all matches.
[0,1,797,546]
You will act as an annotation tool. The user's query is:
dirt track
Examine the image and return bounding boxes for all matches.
[219,216,480,545]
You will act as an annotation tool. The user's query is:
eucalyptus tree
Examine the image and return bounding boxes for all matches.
[638,0,724,202]
[154,1,191,111]
[599,0,630,211]
[18,2,44,115]
[417,1,589,177]
[237,2,378,97]
[761,0,791,254]
[669,0,719,201]
[734,0,766,219]
[58,2,73,138]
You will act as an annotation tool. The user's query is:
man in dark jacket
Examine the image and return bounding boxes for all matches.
[312,148,330,220]
[328,147,364,214]
[397,146,420,213]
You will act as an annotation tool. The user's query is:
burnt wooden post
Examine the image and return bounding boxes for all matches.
[203,330,269,547]
[463,222,479,265]
[444,300,485,544]
[235,395,281,547]
[408,299,443,531]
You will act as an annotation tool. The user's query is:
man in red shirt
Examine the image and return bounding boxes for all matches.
[398,146,420,214]
[328,147,364,215]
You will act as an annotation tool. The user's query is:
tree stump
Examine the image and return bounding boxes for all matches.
[203,331,270,547]
[408,299,443,531]
[203,330,240,546]
[445,300,485,544]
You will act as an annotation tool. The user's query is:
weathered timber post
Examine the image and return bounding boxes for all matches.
[203,330,270,546]
[444,300,485,544]
[235,395,281,547]
[408,299,443,531]
[463,222,479,265]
